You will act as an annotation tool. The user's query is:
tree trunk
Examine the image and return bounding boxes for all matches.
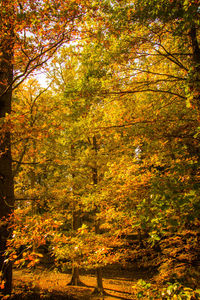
[0,0,14,295]
[67,212,84,286]
[68,264,85,286]
[91,136,107,296]
[0,88,14,295]
[0,3,14,293]
[189,24,200,118]
[0,71,14,295]
[92,267,107,295]
[68,147,84,286]
[70,265,79,286]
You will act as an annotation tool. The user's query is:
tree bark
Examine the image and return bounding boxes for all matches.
[189,24,200,117]
[0,2,15,294]
[68,145,84,286]
[68,264,85,286]
[92,267,107,295]
[68,212,84,286]
[91,136,107,295]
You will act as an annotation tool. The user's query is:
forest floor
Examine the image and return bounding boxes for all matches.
[10,265,155,299]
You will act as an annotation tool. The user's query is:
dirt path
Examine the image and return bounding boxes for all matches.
[13,269,140,299]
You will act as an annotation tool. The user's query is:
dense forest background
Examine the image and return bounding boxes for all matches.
[0,0,200,299]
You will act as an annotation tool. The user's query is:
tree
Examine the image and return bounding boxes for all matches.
[0,0,88,294]
[46,0,200,286]
[96,0,200,285]
[46,45,127,293]
[2,0,199,294]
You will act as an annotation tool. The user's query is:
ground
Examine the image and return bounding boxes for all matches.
[9,265,155,299]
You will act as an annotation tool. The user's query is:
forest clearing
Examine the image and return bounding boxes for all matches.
[0,0,200,299]
[12,266,145,299]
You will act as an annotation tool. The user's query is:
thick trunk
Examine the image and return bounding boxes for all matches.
[0,2,15,294]
[0,59,14,295]
[189,24,200,117]
[0,75,14,295]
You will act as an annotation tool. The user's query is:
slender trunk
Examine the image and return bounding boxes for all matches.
[30,151,37,256]
[68,144,84,286]
[93,219,105,295]
[0,2,14,294]
[68,212,84,286]
[70,265,79,286]
[92,136,106,295]
[68,264,85,286]
[96,268,103,290]
[92,267,106,295]
[92,136,98,186]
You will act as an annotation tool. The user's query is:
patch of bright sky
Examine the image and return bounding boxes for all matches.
[34,40,80,88]
[35,70,49,88]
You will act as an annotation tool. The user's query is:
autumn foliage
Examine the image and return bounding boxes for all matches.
[0,0,200,298]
